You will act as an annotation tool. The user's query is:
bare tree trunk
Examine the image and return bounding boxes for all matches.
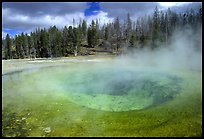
[74,45,77,56]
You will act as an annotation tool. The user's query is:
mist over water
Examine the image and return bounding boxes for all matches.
[2,27,202,112]
[115,28,201,72]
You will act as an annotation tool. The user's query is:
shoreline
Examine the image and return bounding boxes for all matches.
[2,54,116,75]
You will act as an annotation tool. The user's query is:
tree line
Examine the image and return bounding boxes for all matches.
[2,6,202,59]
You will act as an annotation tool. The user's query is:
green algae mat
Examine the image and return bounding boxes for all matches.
[2,61,202,137]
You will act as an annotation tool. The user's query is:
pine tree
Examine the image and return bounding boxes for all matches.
[87,27,92,47]
[82,19,87,40]
[39,29,49,57]
[62,26,69,56]
[125,13,132,42]
[67,26,74,54]
[5,34,11,59]
[114,17,121,51]
[27,34,34,59]
[160,11,166,42]
[129,33,136,48]
[24,33,29,58]
[14,35,19,59]
[55,28,62,57]
[152,6,160,48]
[95,19,99,45]
[104,25,109,41]
[87,20,98,48]
[48,26,61,57]
[73,27,80,56]
[20,32,26,58]
[136,18,142,40]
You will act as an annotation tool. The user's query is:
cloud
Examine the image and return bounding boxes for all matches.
[85,2,100,16]
[2,7,85,33]
[100,2,161,20]
[2,4,113,34]
[2,2,87,34]
[100,2,201,20]
[166,2,201,13]
[2,31,7,39]
[158,2,193,7]
[2,2,202,36]
[2,2,87,17]
[86,11,114,27]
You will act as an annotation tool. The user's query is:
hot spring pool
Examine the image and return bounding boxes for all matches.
[3,62,183,111]
[2,59,202,137]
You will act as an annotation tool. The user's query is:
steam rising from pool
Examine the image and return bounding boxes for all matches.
[3,62,184,111]
[2,27,201,112]
[57,66,183,111]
